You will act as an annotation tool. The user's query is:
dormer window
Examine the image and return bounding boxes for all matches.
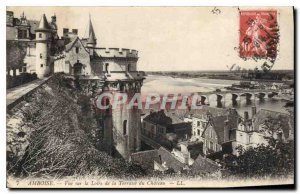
[17,29,28,39]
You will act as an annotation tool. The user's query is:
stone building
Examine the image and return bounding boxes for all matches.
[7,10,146,160]
[142,110,192,142]
[233,108,294,155]
[198,106,293,157]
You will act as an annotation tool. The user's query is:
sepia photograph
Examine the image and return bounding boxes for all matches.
[5,4,295,189]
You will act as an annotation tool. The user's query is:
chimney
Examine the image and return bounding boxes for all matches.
[251,106,257,118]
[63,28,69,38]
[72,29,78,35]
[244,111,249,120]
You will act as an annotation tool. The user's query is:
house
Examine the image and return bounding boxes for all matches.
[190,154,221,176]
[189,106,233,141]
[130,146,220,175]
[186,106,239,156]
[201,106,294,157]
[233,108,294,155]
[142,110,192,141]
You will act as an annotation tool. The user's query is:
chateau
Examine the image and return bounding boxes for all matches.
[6,11,145,160]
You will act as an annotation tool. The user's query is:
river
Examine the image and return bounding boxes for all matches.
[141,74,290,116]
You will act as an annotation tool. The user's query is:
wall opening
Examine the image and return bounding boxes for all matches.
[105,98,110,114]
[123,120,127,135]
[127,64,130,72]
[73,62,83,76]
[105,63,109,72]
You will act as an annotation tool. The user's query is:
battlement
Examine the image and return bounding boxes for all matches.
[94,48,139,58]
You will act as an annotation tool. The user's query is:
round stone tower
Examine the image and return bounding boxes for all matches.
[35,14,52,78]
[99,48,145,160]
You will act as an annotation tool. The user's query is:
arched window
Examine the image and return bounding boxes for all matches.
[123,120,127,135]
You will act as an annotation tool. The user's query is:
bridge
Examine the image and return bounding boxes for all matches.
[193,89,280,107]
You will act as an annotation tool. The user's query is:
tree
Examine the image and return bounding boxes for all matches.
[223,141,294,178]
[222,113,294,178]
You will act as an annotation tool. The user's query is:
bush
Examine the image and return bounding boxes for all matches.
[7,73,37,89]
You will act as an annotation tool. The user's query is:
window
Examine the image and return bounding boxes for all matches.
[39,33,42,38]
[40,53,42,59]
[197,121,200,127]
[127,64,130,72]
[105,63,109,72]
[23,66,27,73]
[75,47,79,54]
[40,64,43,67]
[123,120,127,135]
[197,129,200,135]
[210,129,213,138]
[210,142,213,150]
[18,29,27,39]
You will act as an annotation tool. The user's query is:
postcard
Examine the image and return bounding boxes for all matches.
[6,6,294,188]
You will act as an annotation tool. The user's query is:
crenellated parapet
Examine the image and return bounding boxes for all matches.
[94,48,138,59]
[53,53,66,60]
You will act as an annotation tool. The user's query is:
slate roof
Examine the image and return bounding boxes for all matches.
[130,150,160,171]
[65,36,89,53]
[201,112,239,144]
[157,147,186,172]
[87,16,97,44]
[190,154,220,175]
[252,109,292,139]
[130,147,187,173]
[143,110,184,127]
[35,14,51,32]
[186,106,231,119]
[28,20,39,34]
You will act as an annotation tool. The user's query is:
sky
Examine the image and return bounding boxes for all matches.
[8,6,294,71]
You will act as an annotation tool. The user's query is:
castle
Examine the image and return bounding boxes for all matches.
[6,11,145,160]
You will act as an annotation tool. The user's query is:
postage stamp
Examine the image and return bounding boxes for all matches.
[239,10,279,61]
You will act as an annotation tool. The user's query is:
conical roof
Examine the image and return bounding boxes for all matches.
[35,14,51,32]
[87,15,97,45]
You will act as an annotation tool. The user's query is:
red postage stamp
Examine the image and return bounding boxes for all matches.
[239,10,279,61]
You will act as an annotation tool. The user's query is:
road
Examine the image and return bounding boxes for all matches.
[6,77,51,110]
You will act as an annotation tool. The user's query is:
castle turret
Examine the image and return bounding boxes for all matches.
[35,14,52,78]
[101,50,145,160]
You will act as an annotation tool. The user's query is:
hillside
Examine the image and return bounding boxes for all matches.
[6,74,145,178]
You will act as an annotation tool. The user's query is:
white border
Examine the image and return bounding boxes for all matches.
[1,0,298,193]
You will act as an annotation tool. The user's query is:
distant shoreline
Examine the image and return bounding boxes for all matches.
[145,71,294,83]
